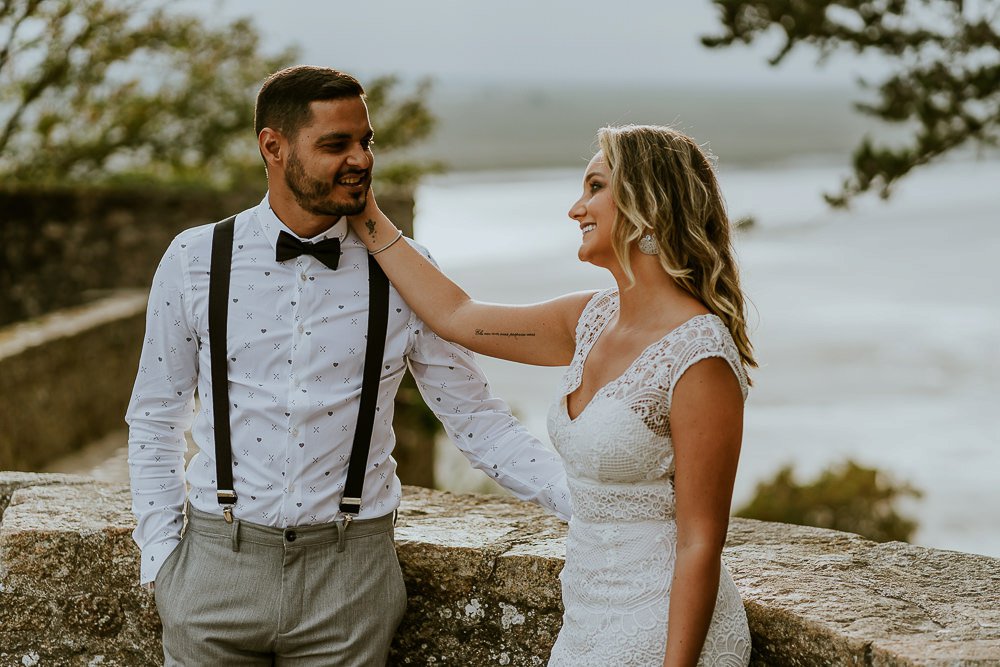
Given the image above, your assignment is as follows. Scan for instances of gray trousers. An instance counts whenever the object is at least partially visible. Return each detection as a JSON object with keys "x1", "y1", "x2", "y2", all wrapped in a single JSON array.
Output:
[{"x1": 154, "y1": 506, "x2": 406, "y2": 666}]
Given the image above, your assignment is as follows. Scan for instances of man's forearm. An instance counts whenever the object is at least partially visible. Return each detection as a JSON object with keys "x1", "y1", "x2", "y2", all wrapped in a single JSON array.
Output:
[
  {"x1": 127, "y1": 416, "x2": 189, "y2": 584},
  {"x1": 465, "y1": 423, "x2": 571, "y2": 520}
]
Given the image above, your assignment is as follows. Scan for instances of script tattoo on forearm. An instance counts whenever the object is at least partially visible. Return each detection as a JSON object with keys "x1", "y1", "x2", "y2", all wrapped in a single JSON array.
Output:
[
  {"x1": 365, "y1": 218, "x2": 376, "y2": 240},
  {"x1": 475, "y1": 329, "x2": 537, "y2": 339}
]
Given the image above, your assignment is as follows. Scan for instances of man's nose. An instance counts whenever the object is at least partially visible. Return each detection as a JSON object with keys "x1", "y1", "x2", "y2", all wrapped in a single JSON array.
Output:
[{"x1": 347, "y1": 146, "x2": 372, "y2": 169}]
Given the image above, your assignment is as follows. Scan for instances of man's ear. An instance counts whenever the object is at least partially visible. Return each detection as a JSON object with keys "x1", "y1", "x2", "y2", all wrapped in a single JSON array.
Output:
[{"x1": 259, "y1": 128, "x2": 285, "y2": 169}]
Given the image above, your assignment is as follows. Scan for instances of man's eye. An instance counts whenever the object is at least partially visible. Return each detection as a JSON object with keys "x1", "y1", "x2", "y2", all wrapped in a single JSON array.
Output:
[{"x1": 362, "y1": 138, "x2": 375, "y2": 150}]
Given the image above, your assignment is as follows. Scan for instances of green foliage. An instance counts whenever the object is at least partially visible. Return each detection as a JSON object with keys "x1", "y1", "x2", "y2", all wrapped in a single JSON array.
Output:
[
  {"x1": 0, "y1": 0, "x2": 288, "y2": 186},
  {"x1": 0, "y1": 0, "x2": 439, "y2": 188},
  {"x1": 735, "y1": 459, "x2": 922, "y2": 543},
  {"x1": 703, "y1": 0, "x2": 1000, "y2": 206}
]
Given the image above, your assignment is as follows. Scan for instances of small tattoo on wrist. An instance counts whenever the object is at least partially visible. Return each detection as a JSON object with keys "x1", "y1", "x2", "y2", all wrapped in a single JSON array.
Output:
[
  {"x1": 475, "y1": 329, "x2": 536, "y2": 339},
  {"x1": 365, "y1": 219, "x2": 376, "y2": 239}
]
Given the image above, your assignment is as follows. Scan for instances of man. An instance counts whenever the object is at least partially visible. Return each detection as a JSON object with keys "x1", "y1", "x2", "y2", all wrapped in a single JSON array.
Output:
[{"x1": 127, "y1": 65, "x2": 570, "y2": 666}]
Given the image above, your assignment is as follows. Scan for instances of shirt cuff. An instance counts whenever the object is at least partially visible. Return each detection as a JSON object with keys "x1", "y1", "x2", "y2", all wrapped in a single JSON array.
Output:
[{"x1": 139, "y1": 537, "x2": 181, "y2": 586}]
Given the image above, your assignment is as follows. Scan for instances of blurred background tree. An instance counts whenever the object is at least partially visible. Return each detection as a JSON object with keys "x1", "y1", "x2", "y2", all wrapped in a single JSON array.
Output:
[
  {"x1": 0, "y1": 0, "x2": 437, "y2": 188},
  {"x1": 736, "y1": 459, "x2": 923, "y2": 542},
  {"x1": 703, "y1": 0, "x2": 1000, "y2": 206}
]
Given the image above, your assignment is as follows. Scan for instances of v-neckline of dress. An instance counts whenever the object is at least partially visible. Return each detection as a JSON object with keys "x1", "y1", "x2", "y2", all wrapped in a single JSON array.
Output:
[{"x1": 563, "y1": 294, "x2": 715, "y2": 423}]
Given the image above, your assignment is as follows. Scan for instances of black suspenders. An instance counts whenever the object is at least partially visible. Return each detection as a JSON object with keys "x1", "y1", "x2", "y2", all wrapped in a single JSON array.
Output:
[
  {"x1": 208, "y1": 215, "x2": 390, "y2": 523},
  {"x1": 209, "y1": 216, "x2": 237, "y2": 516},
  {"x1": 340, "y1": 253, "x2": 390, "y2": 516}
]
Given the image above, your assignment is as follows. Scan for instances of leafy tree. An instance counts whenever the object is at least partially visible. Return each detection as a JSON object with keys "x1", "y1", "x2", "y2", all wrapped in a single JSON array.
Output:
[
  {"x1": 735, "y1": 459, "x2": 922, "y2": 542},
  {"x1": 0, "y1": 0, "x2": 437, "y2": 188},
  {"x1": 703, "y1": 0, "x2": 1000, "y2": 206}
]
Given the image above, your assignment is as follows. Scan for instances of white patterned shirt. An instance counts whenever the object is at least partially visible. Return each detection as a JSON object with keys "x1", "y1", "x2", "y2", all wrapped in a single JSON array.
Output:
[{"x1": 126, "y1": 195, "x2": 570, "y2": 584}]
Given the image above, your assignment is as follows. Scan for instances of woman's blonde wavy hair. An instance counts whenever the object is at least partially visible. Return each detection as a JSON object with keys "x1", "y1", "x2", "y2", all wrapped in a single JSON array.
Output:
[{"x1": 598, "y1": 124, "x2": 757, "y2": 375}]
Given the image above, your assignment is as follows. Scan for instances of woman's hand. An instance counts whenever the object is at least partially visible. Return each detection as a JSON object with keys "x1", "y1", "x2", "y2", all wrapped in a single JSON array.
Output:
[{"x1": 348, "y1": 187, "x2": 398, "y2": 252}]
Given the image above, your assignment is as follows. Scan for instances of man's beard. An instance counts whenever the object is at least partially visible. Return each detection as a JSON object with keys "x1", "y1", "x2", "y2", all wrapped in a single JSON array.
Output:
[{"x1": 284, "y1": 151, "x2": 367, "y2": 217}]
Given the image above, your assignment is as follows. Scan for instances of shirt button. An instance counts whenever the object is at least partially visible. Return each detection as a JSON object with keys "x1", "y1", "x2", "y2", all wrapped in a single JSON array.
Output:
[
  {"x1": 297, "y1": 325, "x2": 304, "y2": 333},
  {"x1": 285, "y1": 530, "x2": 297, "y2": 542},
  {"x1": 291, "y1": 428, "x2": 299, "y2": 437},
  {"x1": 300, "y1": 273, "x2": 307, "y2": 281}
]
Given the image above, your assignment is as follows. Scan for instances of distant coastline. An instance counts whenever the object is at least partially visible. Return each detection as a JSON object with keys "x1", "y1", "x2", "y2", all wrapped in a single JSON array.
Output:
[{"x1": 401, "y1": 81, "x2": 902, "y2": 172}]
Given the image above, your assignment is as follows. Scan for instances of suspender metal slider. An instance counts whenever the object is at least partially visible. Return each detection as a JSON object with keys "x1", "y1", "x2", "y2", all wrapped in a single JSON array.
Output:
[{"x1": 218, "y1": 489, "x2": 237, "y2": 524}]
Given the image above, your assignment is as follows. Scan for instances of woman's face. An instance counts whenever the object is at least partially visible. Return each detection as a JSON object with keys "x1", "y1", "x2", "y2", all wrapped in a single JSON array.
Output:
[{"x1": 568, "y1": 151, "x2": 618, "y2": 266}]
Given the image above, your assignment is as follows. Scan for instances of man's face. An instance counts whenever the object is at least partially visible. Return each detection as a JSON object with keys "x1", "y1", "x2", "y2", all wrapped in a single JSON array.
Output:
[{"x1": 283, "y1": 97, "x2": 374, "y2": 218}]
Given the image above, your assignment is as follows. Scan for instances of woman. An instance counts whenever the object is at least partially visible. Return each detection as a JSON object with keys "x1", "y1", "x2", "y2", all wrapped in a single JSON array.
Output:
[{"x1": 350, "y1": 124, "x2": 755, "y2": 666}]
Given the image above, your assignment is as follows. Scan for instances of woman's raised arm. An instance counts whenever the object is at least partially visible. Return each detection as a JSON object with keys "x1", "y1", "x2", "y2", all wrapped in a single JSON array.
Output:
[{"x1": 348, "y1": 192, "x2": 592, "y2": 367}]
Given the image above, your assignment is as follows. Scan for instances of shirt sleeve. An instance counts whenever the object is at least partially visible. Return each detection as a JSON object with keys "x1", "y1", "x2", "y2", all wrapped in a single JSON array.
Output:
[
  {"x1": 125, "y1": 236, "x2": 198, "y2": 584},
  {"x1": 407, "y1": 326, "x2": 572, "y2": 521}
]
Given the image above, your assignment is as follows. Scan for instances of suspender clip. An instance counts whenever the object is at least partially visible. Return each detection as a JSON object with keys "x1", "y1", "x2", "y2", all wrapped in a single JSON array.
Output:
[{"x1": 222, "y1": 505, "x2": 235, "y2": 524}]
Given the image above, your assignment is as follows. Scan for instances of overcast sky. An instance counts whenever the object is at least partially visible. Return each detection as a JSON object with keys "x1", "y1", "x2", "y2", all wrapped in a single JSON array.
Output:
[{"x1": 177, "y1": 0, "x2": 883, "y2": 88}]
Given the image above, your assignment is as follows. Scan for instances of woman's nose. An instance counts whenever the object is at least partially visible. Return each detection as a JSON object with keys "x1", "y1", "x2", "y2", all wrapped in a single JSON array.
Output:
[{"x1": 568, "y1": 197, "x2": 586, "y2": 221}]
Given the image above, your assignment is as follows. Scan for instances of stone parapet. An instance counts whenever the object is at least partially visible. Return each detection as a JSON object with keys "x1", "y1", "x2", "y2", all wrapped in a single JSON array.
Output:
[
  {"x1": 0, "y1": 293, "x2": 148, "y2": 471},
  {"x1": 1, "y1": 472, "x2": 998, "y2": 666}
]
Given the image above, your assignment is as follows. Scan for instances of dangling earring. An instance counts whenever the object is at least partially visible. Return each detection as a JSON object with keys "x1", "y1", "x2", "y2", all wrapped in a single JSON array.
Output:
[{"x1": 638, "y1": 233, "x2": 658, "y2": 255}]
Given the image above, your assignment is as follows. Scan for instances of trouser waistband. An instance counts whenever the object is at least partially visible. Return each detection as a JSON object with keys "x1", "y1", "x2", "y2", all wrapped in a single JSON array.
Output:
[{"x1": 186, "y1": 506, "x2": 393, "y2": 553}]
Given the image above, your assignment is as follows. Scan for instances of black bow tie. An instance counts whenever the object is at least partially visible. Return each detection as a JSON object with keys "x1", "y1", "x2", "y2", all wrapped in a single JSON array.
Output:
[{"x1": 275, "y1": 230, "x2": 341, "y2": 270}]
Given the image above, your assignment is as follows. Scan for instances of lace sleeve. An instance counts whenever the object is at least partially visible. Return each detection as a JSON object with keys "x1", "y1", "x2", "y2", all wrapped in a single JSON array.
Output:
[{"x1": 667, "y1": 320, "x2": 749, "y2": 402}]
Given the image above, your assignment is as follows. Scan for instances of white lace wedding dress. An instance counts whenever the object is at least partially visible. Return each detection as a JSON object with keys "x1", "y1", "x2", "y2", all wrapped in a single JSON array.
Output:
[{"x1": 546, "y1": 289, "x2": 752, "y2": 666}]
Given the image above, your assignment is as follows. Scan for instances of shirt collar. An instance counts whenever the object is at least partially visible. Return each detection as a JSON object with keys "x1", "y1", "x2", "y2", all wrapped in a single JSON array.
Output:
[{"x1": 254, "y1": 193, "x2": 348, "y2": 253}]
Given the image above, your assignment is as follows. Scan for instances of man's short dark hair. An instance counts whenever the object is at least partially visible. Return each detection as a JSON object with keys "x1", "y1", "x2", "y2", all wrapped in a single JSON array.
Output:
[{"x1": 254, "y1": 66, "x2": 365, "y2": 138}]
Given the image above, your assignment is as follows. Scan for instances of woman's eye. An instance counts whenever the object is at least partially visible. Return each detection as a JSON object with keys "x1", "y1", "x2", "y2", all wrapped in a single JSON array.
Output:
[{"x1": 589, "y1": 182, "x2": 602, "y2": 193}]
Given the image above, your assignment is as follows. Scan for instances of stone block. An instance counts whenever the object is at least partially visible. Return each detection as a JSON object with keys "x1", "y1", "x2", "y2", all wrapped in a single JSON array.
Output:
[
  {"x1": 0, "y1": 474, "x2": 161, "y2": 666},
  {"x1": 724, "y1": 518, "x2": 1000, "y2": 665}
]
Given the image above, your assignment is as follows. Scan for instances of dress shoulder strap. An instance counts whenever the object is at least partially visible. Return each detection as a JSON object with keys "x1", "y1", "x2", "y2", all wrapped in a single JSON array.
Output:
[
  {"x1": 558, "y1": 289, "x2": 618, "y2": 396},
  {"x1": 573, "y1": 288, "x2": 618, "y2": 350},
  {"x1": 665, "y1": 316, "x2": 749, "y2": 401}
]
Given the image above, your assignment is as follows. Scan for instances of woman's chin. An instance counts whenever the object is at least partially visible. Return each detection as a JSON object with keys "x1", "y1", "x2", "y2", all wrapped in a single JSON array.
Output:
[{"x1": 577, "y1": 242, "x2": 608, "y2": 266}]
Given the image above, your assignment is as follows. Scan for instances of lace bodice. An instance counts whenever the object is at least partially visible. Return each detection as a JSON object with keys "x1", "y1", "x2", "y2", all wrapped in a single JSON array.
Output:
[
  {"x1": 545, "y1": 288, "x2": 752, "y2": 666},
  {"x1": 548, "y1": 288, "x2": 748, "y2": 523}
]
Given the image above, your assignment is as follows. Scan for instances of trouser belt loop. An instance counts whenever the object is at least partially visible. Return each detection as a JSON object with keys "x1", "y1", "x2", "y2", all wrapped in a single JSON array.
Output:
[
  {"x1": 231, "y1": 518, "x2": 241, "y2": 553},
  {"x1": 335, "y1": 517, "x2": 351, "y2": 553}
]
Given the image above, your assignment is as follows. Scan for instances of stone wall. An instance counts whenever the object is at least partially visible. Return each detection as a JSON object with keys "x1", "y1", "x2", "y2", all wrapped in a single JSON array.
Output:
[
  {"x1": 1, "y1": 472, "x2": 998, "y2": 666},
  {"x1": 0, "y1": 186, "x2": 415, "y2": 327},
  {"x1": 0, "y1": 292, "x2": 148, "y2": 471}
]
